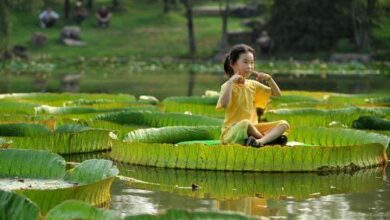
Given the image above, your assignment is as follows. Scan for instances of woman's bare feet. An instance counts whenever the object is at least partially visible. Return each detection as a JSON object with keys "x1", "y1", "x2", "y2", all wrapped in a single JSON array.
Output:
[{"x1": 244, "y1": 136, "x2": 264, "y2": 148}]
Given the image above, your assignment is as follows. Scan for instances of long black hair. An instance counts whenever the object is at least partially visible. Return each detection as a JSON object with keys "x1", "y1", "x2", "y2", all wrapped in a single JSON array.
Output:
[{"x1": 223, "y1": 44, "x2": 255, "y2": 77}]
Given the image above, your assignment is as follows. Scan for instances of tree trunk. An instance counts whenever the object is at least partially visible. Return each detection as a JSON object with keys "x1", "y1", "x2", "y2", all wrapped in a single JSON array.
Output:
[
  {"x1": 364, "y1": 0, "x2": 377, "y2": 51},
  {"x1": 171, "y1": 0, "x2": 179, "y2": 11},
  {"x1": 86, "y1": 0, "x2": 94, "y2": 10},
  {"x1": 0, "y1": 0, "x2": 10, "y2": 59},
  {"x1": 163, "y1": 0, "x2": 170, "y2": 13},
  {"x1": 219, "y1": 0, "x2": 230, "y2": 49},
  {"x1": 182, "y1": 0, "x2": 196, "y2": 56},
  {"x1": 187, "y1": 68, "x2": 196, "y2": 96},
  {"x1": 351, "y1": 1, "x2": 362, "y2": 50},
  {"x1": 351, "y1": 0, "x2": 377, "y2": 51},
  {"x1": 64, "y1": 0, "x2": 70, "y2": 19},
  {"x1": 112, "y1": 0, "x2": 120, "y2": 11}
]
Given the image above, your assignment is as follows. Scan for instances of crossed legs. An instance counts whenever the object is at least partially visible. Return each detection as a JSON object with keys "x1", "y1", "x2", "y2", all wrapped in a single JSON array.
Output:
[{"x1": 247, "y1": 122, "x2": 289, "y2": 146}]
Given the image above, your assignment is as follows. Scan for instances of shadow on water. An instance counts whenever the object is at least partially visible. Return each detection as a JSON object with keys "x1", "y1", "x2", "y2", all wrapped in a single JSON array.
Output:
[
  {"x1": 63, "y1": 151, "x2": 111, "y2": 162},
  {"x1": 109, "y1": 162, "x2": 389, "y2": 218}
]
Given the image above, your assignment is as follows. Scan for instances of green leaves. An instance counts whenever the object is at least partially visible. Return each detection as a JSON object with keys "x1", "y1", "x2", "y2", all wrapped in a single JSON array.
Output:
[
  {"x1": 96, "y1": 111, "x2": 223, "y2": 127},
  {"x1": 112, "y1": 126, "x2": 389, "y2": 171},
  {"x1": 124, "y1": 126, "x2": 221, "y2": 143},
  {"x1": 0, "y1": 149, "x2": 118, "y2": 214},
  {"x1": 0, "y1": 190, "x2": 40, "y2": 220},
  {"x1": 0, "y1": 193, "x2": 119, "y2": 220},
  {"x1": 64, "y1": 159, "x2": 118, "y2": 185},
  {"x1": 0, "y1": 123, "x2": 50, "y2": 137},
  {"x1": 0, "y1": 149, "x2": 65, "y2": 179},
  {"x1": 55, "y1": 124, "x2": 93, "y2": 133},
  {"x1": 46, "y1": 200, "x2": 119, "y2": 220},
  {"x1": 11, "y1": 128, "x2": 113, "y2": 154},
  {"x1": 265, "y1": 107, "x2": 387, "y2": 127},
  {"x1": 352, "y1": 116, "x2": 390, "y2": 130}
]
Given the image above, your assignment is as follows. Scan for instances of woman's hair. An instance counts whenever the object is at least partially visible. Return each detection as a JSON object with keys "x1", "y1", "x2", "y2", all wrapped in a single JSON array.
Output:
[{"x1": 223, "y1": 44, "x2": 255, "y2": 77}]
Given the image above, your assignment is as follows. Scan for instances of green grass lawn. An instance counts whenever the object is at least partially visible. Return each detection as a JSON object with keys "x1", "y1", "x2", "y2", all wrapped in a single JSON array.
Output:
[
  {"x1": 10, "y1": 0, "x2": 248, "y2": 59},
  {"x1": 8, "y1": 0, "x2": 390, "y2": 60},
  {"x1": 4, "y1": 1, "x2": 389, "y2": 97}
]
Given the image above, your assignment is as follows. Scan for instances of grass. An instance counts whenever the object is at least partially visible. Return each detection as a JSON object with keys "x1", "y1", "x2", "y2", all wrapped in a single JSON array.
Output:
[
  {"x1": 9, "y1": 1, "x2": 247, "y2": 59},
  {"x1": 7, "y1": 0, "x2": 390, "y2": 60},
  {"x1": 3, "y1": 1, "x2": 389, "y2": 97}
]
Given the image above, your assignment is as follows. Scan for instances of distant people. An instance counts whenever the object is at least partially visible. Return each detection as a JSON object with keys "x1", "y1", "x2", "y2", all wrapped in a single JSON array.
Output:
[
  {"x1": 256, "y1": 31, "x2": 273, "y2": 55},
  {"x1": 60, "y1": 26, "x2": 86, "y2": 46},
  {"x1": 74, "y1": 1, "x2": 88, "y2": 25},
  {"x1": 95, "y1": 6, "x2": 112, "y2": 28},
  {"x1": 39, "y1": 7, "x2": 60, "y2": 28}
]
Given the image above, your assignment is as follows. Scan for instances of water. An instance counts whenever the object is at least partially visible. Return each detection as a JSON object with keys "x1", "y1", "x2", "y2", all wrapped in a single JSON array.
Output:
[
  {"x1": 65, "y1": 153, "x2": 390, "y2": 219},
  {"x1": 108, "y1": 164, "x2": 390, "y2": 219},
  {"x1": 2, "y1": 72, "x2": 389, "y2": 100}
]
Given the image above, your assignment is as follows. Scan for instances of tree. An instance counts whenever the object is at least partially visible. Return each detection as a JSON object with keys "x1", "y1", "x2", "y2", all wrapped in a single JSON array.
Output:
[
  {"x1": 64, "y1": 0, "x2": 71, "y2": 19},
  {"x1": 351, "y1": 0, "x2": 378, "y2": 51},
  {"x1": 181, "y1": 0, "x2": 196, "y2": 56},
  {"x1": 86, "y1": 0, "x2": 94, "y2": 10},
  {"x1": 163, "y1": 0, "x2": 179, "y2": 13},
  {"x1": 112, "y1": 0, "x2": 120, "y2": 10},
  {"x1": 0, "y1": 0, "x2": 11, "y2": 59},
  {"x1": 219, "y1": 0, "x2": 230, "y2": 49},
  {"x1": 267, "y1": 0, "x2": 354, "y2": 52},
  {"x1": 163, "y1": 0, "x2": 170, "y2": 13},
  {"x1": 267, "y1": 0, "x2": 380, "y2": 52},
  {"x1": 0, "y1": 0, "x2": 40, "y2": 59}
]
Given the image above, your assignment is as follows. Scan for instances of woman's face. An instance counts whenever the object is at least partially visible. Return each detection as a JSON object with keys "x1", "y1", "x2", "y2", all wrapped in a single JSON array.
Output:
[{"x1": 231, "y1": 52, "x2": 254, "y2": 77}]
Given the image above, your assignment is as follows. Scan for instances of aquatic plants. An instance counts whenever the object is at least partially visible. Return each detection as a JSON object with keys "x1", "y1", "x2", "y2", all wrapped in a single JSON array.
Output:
[
  {"x1": 111, "y1": 126, "x2": 388, "y2": 172},
  {"x1": 0, "y1": 91, "x2": 389, "y2": 218},
  {"x1": 0, "y1": 149, "x2": 118, "y2": 214}
]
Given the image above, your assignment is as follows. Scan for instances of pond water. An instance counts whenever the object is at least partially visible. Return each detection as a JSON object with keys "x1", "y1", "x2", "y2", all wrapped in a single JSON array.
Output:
[
  {"x1": 66, "y1": 153, "x2": 390, "y2": 219},
  {"x1": 1, "y1": 72, "x2": 389, "y2": 99}
]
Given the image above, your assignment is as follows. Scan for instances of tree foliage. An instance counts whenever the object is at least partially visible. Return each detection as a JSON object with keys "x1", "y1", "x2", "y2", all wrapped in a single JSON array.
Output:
[
  {"x1": 0, "y1": 0, "x2": 40, "y2": 59},
  {"x1": 267, "y1": 0, "x2": 380, "y2": 52}
]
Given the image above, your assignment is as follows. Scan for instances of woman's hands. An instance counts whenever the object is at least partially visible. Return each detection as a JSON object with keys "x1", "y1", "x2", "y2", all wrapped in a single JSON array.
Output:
[
  {"x1": 252, "y1": 71, "x2": 281, "y2": 96},
  {"x1": 229, "y1": 74, "x2": 245, "y2": 84},
  {"x1": 228, "y1": 72, "x2": 272, "y2": 85},
  {"x1": 252, "y1": 71, "x2": 271, "y2": 82}
]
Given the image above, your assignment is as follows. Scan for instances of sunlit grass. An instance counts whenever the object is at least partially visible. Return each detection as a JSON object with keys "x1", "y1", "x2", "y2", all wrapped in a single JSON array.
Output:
[{"x1": 9, "y1": 1, "x2": 245, "y2": 59}]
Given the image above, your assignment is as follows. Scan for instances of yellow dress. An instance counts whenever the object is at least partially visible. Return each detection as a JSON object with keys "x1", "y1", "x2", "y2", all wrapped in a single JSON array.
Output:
[{"x1": 216, "y1": 79, "x2": 289, "y2": 144}]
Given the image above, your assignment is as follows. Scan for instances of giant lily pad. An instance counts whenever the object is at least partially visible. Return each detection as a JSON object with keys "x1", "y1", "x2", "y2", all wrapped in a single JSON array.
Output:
[
  {"x1": 0, "y1": 149, "x2": 118, "y2": 214},
  {"x1": 95, "y1": 111, "x2": 223, "y2": 127},
  {"x1": 3, "y1": 123, "x2": 114, "y2": 154},
  {"x1": 265, "y1": 107, "x2": 389, "y2": 127},
  {"x1": 111, "y1": 126, "x2": 389, "y2": 172},
  {"x1": 0, "y1": 190, "x2": 40, "y2": 220}
]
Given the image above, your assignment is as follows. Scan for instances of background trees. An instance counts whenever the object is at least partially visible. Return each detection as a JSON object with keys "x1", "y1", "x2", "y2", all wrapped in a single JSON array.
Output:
[
  {"x1": 0, "y1": 0, "x2": 11, "y2": 59},
  {"x1": 266, "y1": 0, "x2": 386, "y2": 52}
]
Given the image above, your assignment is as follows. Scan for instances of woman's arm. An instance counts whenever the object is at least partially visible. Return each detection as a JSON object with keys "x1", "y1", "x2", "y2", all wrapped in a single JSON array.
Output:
[
  {"x1": 265, "y1": 76, "x2": 281, "y2": 97},
  {"x1": 253, "y1": 71, "x2": 281, "y2": 97},
  {"x1": 219, "y1": 74, "x2": 244, "y2": 108}
]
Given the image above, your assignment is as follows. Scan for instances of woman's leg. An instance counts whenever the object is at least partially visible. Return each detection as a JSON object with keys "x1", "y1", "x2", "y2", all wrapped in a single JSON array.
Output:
[
  {"x1": 257, "y1": 124, "x2": 289, "y2": 145},
  {"x1": 247, "y1": 123, "x2": 263, "y2": 139}
]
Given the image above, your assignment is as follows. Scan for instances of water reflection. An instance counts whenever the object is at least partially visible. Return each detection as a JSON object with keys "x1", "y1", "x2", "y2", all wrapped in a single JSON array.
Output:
[
  {"x1": 60, "y1": 153, "x2": 388, "y2": 218},
  {"x1": 111, "y1": 163, "x2": 387, "y2": 218},
  {"x1": 116, "y1": 163, "x2": 385, "y2": 200},
  {"x1": 110, "y1": 179, "x2": 218, "y2": 217}
]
